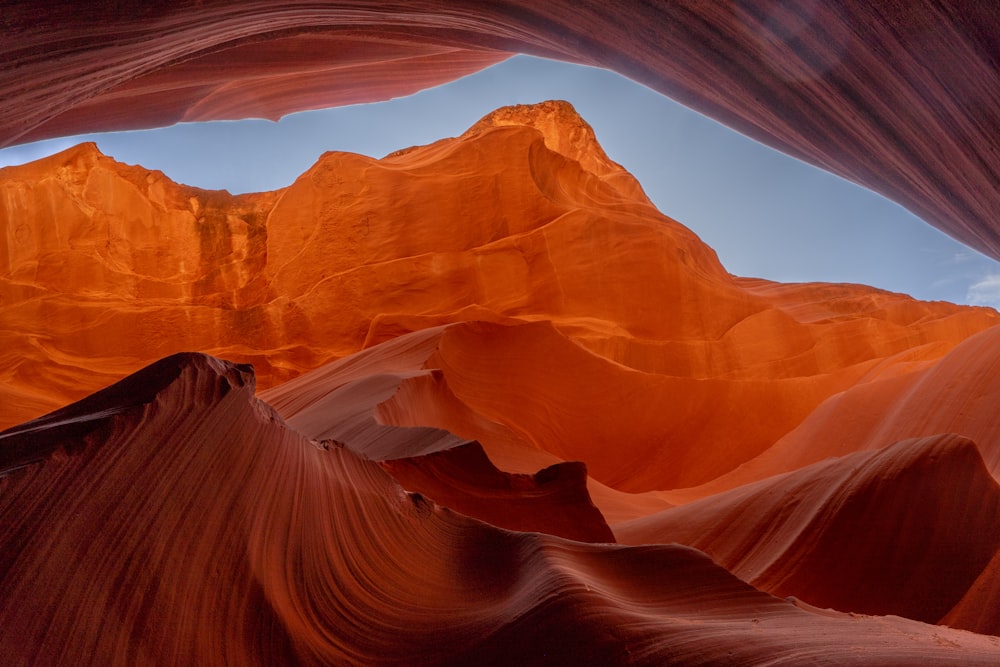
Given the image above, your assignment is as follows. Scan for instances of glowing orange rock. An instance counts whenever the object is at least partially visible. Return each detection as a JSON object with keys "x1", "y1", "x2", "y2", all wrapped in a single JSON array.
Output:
[
  {"x1": 3, "y1": 104, "x2": 996, "y2": 498},
  {"x1": 4, "y1": 3, "x2": 1000, "y2": 262},
  {"x1": 4, "y1": 100, "x2": 1000, "y2": 662},
  {"x1": 6, "y1": 3, "x2": 1000, "y2": 662}
]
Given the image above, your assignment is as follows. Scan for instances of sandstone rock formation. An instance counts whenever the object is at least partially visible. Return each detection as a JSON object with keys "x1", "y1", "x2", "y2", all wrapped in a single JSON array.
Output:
[
  {"x1": 4, "y1": 354, "x2": 1000, "y2": 665},
  {"x1": 3, "y1": 102, "x2": 1000, "y2": 663},
  {"x1": 3, "y1": 2, "x2": 1000, "y2": 261},
  {"x1": 617, "y1": 434, "x2": 1000, "y2": 625}
]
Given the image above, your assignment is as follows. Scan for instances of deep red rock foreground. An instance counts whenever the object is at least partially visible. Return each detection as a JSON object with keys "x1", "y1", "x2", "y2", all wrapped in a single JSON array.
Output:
[{"x1": 3, "y1": 103, "x2": 1000, "y2": 663}]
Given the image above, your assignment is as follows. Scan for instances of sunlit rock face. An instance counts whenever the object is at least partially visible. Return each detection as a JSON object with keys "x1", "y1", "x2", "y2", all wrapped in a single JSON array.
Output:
[
  {"x1": 4, "y1": 2, "x2": 1000, "y2": 260},
  {"x1": 3, "y1": 102, "x2": 997, "y2": 487},
  {"x1": 2, "y1": 102, "x2": 1000, "y2": 664}
]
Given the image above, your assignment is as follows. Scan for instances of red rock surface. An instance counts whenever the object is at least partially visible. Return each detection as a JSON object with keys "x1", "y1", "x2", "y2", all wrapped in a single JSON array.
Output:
[
  {"x1": 4, "y1": 355, "x2": 1000, "y2": 665},
  {"x1": 4, "y1": 2, "x2": 1000, "y2": 260},
  {"x1": 3, "y1": 102, "x2": 1000, "y2": 662},
  {"x1": 380, "y1": 442, "x2": 616, "y2": 544},
  {"x1": 617, "y1": 434, "x2": 1000, "y2": 628}
]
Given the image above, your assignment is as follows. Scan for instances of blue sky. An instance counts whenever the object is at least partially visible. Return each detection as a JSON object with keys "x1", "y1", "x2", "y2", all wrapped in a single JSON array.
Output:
[{"x1": 3, "y1": 55, "x2": 998, "y2": 308}]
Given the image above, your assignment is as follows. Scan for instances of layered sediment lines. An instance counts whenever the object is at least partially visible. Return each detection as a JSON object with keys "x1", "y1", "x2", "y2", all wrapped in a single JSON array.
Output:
[
  {"x1": 4, "y1": 101, "x2": 1000, "y2": 661},
  {"x1": 3, "y1": 103, "x2": 996, "y2": 497},
  {"x1": 380, "y1": 442, "x2": 615, "y2": 544},
  {"x1": 617, "y1": 434, "x2": 1000, "y2": 631},
  {"x1": 674, "y1": 321, "x2": 1000, "y2": 500},
  {"x1": 3, "y1": 356, "x2": 1000, "y2": 665},
  {"x1": 4, "y1": 3, "x2": 1000, "y2": 261},
  {"x1": 258, "y1": 298, "x2": 1000, "y2": 637}
]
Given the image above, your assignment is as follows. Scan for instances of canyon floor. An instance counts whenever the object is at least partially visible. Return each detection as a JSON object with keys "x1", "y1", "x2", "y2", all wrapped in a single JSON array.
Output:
[{"x1": 2, "y1": 101, "x2": 999, "y2": 665}]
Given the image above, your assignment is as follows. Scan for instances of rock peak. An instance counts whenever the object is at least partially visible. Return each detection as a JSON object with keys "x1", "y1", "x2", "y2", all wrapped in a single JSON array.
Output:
[
  {"x1": 0, "y1": 141, "x2": 104, "y2": 176},
  {"x1": 0, "y1": 353, "x2": 256, "y2": 475},
  {"x1": 463, "y1": 100, "x2": 624, "y2": 180},
  {"x1": 470, "y1": 100, "x2": 587, "y2": 130}
]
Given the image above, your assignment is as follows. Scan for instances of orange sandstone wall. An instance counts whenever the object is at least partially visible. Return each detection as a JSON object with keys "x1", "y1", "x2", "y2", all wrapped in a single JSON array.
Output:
[
  {"x1": 3, "y1": 2, "x2": 1000, "y2": 261},
  {"x1": 3, "y1": 96, "x2": 1000, "y2": 660},
  {"x1": 3, "y1": 103, "x2": 996, "y2": 492}
]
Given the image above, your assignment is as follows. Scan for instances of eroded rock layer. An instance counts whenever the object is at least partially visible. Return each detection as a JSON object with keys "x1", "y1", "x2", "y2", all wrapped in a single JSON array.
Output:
[
  {"x1": 3, "y1": 102, "x2": 1000, "y2": 662},
  {"x1": 3, "y1": 104, "x2": 996, "y2": 490},
  {"x1": 4, "y1": 2, "x2": 1000, "y2": 260},
  {"x1": 616, "y1": 434, "x2": 1000, "y2": 627},
  {"x1": 3, "y1": 355, "x2": 1000, "y2": 665}
]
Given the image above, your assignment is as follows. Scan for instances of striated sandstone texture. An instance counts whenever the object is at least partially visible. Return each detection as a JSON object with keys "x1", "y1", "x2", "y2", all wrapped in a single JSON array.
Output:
[
  {"x1": 3, "y1": 102, "x2": 1000, "y2": 663},
  {"x1": 3, "y1": 354, "x2": 1000, "y2": 665},
  {"x1": 3, "y1": 2, "x2": 1000, "y2": 261},
  {"x1": 3, "y1": 102, "x2": 997, "y2": 487}
]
